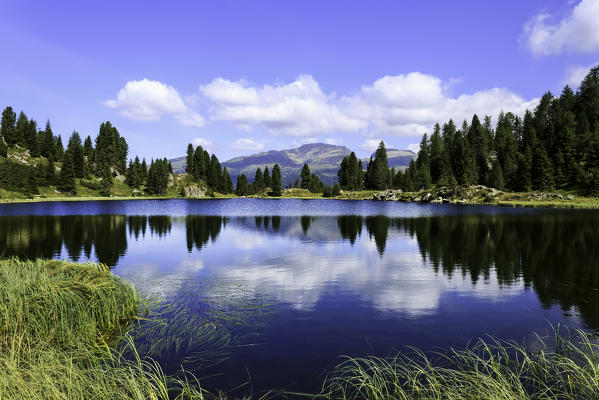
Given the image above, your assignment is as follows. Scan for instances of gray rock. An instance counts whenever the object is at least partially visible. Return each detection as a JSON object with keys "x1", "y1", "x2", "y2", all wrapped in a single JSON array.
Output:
[{"x1": 183, "y1": 186, "x2": 207, "y2": 198}]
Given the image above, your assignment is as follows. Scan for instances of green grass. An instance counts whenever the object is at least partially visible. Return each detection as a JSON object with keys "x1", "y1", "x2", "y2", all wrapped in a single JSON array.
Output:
[
  {"x1": 318, "y1": 328, "x2": 599, "y2": 400},
  {"x1": 2, "y1": 259, "x2": 599, "y2": 399},
  {"x1": 0, "y1": 259, "x2": 208, "y2": 400}
]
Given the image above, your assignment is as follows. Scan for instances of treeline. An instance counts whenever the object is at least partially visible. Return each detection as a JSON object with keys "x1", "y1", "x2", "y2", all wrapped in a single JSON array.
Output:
[
  {"x1": 0, "y1": 106, "x2": 166, "y2": 196},
  {"x1": 341, "y1": 66, "x2": 599, "y2": 195},
  {"x1": 234, "y1": 164, "x2": 282, "y2": 196},
  {"x1": 185, "y1": 143, "x2": 233, "y2": 194}
]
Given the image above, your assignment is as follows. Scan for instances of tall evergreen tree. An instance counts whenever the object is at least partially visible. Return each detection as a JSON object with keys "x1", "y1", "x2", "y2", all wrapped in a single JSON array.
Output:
[
  {"x1": 271, "y1": 164, "x2": 282, "y2": 196},
  {"x1": 45, "y1": 159, "x2": 56, "y2": 186},
  {"x1": 263, "y1": 166, "x2": 272, "y2": 188},
  {"x1": 236, "y1": 174, "x2": 248, "y2": 196},
  {"x1": 141, "y1": 158, "x2": 148, "y2": 185},
  {"x1": 55, "y1": 135, "x2": 64, "y2": 161},
  {"x1": 0, "y1": 106, "x2": 17, "y2": 147},
  {"x1": 67, "y1": 132, "x2": 85, "y2": 178},
  {"x1": 15, "y1": 111, "x2": 28, "y2": 147},
  {"x1": 365, "y1": 141, "x2": 390, "y2": 189},
  {"x1": 57, "y1": 151, "x2": 76, "y2": 193},
  {"x1": 254, "y1": 168, "x2": 264, "y2": 192},
  {"x1": 186, "y1": 143, "x2": 195, "y2": 174},
  {"x1": 40, "y1": 121, "x2": 56, "y2": 160},
  {"x1": 300, "y1": 163, "x2": 311, "y2": 189},
  {"x1": 25, "y1": 119, "x2": 40, "y2": 157}
]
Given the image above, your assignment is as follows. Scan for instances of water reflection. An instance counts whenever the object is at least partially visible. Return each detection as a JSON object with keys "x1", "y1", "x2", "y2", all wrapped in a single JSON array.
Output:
[{"x1": 1, "y1": 212, "x2": 599, "y2": 328}]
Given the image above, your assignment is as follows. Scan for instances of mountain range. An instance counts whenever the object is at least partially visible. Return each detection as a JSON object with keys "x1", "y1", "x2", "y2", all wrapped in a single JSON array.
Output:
[{"x1": 170, "y1": 143, "x2": 416, "y2": 185}]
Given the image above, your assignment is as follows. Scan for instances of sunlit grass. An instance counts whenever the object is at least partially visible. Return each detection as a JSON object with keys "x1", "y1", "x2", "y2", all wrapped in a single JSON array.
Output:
[
  {"x1": 318, "y1": 327, "x2": 599, "y2": 400},
  {"x1": 0, "y1": 259, "x2": 208, "y2": 399}
]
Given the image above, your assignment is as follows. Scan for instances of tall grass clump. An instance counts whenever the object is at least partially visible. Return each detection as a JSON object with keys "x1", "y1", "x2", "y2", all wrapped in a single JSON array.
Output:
[
  {"x1": 319, "y1": 328, "x2": 599, "y2": 400},
  {"x1": 0, "y1": 258, "x2": 207, "y2": 400}
]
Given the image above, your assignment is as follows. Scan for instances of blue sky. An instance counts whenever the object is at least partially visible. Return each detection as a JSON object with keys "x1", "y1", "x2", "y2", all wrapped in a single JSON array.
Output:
[{"x1": 1, "y1": 0, "x2": 599, "y2": 161}]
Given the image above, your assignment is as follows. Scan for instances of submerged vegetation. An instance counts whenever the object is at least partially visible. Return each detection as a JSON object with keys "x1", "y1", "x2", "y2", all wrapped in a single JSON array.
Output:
[{"x1": 319, "y1": 329, "x2": 599, "y2": 400}]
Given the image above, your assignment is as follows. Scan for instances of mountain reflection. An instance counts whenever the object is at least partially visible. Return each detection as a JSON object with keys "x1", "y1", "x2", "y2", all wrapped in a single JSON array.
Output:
[{"x1": 1, "y1": 212, "x2": 599, "y2": 327}]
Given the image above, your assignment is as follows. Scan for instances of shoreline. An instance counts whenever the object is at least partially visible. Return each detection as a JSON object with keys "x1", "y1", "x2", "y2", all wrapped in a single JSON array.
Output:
[{"x1": 2, "y1": 193, "x2": 599, "y2": 209}]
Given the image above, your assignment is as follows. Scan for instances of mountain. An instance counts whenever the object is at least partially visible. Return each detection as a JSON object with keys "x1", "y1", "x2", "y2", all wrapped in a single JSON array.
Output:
[{"x1": 170, "y1": 143, "x2": 416, "y2": 185}]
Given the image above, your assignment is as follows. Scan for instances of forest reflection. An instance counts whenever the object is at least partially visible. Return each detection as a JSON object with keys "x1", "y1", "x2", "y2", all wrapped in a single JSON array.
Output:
[{"x1": 1, "y1": 212, "x2": 598, "y2": 327}]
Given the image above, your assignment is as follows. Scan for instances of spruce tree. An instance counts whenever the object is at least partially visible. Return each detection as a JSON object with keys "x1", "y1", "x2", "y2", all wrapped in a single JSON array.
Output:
[
  {"x1": 300, "y1": 163, "x2": 311, "y2": 189},
  {"x1": 224, "y1": 168, "x2": 234, "y2": 194},
  {"x1": 25, "y1": 119, "x2": 40, "y2": 157},
  {"x1": 236, "y1": 174, "x2": 248, "y2": 196},
  {"x1": 141, "y1": 158, "x2": 148, "y2": 185},
  {"x1": 186, "y1": 143, "x2": 195, "y2": 174},
  {"x1": 55, "y1": 135, "x2": 64, "y2": 161},
  {"x1": 40, "y1": 121, "x2": 56, "y2": 160},
  {"x1": 271, "y1": 164, "x2": 282, "y2": 196},
  {"x1": 488, "y1": 159, "x2": 504, "y2": 190},
  {"x1": 15, "y1": 111, "x2": 28, "y2": 147},
  {"x1": 254, "y1": 168, "x2": 264, "y2": 192},
  {"x1": 67, "y1": 132, "x2": 85, "y2": 178},
  {"x1": 46, "y1": 159, "x2": 56, "y2": 186},
  {"x1": 57, "y1": 151, "x2": 76, "y2": 194},
  {"x1": 263, "y1": 166, "x2": 272, "y2": 188},
  {"x1": 0, "y1": 106, "x2": 17, "y2": 147},
  {"x1": 531, "y1": 143, "x2": 554, "y2": 191}
]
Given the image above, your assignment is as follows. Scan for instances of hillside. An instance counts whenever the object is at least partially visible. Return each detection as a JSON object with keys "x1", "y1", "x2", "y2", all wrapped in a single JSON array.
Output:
[{"x1": 171, "y1": 143, "x2": 416, "y2": 185}]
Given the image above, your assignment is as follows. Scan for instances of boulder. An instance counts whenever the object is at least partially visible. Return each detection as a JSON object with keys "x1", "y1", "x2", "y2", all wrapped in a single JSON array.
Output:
[{"x1": 183, "y1": 185, "x2": 207, "y2": 198}]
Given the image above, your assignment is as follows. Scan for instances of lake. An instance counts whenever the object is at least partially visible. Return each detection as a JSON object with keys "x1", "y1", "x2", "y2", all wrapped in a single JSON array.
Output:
[{"x1": 1, "y1": 199, "x2": 598, "y2": 396}]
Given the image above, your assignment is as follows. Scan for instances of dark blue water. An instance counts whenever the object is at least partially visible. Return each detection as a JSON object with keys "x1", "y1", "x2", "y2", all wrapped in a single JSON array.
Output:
[{"x1": 1, "y1": 199, "x2": 597, "y2": 396}]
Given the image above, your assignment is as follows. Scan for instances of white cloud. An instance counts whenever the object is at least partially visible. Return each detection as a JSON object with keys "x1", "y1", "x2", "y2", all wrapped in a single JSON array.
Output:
[
  {"x1": 192, "y1": 137, "x2": 213, "y2": 151},
  {"x1": 522, "y1": 0, "x2": 599, "y2": 56},
  {"x1": 324, "y1": 138, "x2": 342, "y2": 145},
  {"x1": 231, "y1": 138, "x2": 264, "y2": 152},
  {"x1": 104, "y1": 79, "x2": 205, "y2": 127},
  {"x1": 407, "y1": 143, "x2": 421, "y2": 153},
  {"x1": 563, "y1": 62, "x2": 598, "y2": 87},
  {"x1": 109, "y1": 72, "x2": 538, "y2": 140},
  {"x1": 199, "y1": 74, "x2": 365, "y2": 136},
  {"x1": 341, "y1": 73, "x2": 537, "y2": 137},
  {"x1": 361, "y1": 139, "x2": 384, "y2": 153}
]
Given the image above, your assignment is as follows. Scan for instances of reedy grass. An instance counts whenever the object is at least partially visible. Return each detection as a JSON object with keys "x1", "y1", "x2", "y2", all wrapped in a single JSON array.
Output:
[
  {"x1": 318, "y1": 328, "x2": 599, "y2": 400},
  {"x1": 0, "y1": 259, "x2": 208, "y2": 399}
]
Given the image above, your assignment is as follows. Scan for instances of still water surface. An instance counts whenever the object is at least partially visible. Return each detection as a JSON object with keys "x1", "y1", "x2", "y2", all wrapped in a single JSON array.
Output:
[{"x1": 1, "y1": 199, "x2": 598, "y2": 395}]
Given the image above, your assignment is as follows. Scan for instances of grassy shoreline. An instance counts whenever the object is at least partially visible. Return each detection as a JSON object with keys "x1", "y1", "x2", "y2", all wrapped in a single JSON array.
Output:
[{"x1": 2, "y1": 191, "x2": 599, "y2": 209}]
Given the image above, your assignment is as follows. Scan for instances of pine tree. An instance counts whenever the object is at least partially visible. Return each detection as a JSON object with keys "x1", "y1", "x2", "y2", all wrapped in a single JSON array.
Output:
[
  {"x1": 141, "y1": 158, "x2": 148, "y2": 185},
  {"x1": 192, "y1": 146, "x2": 205, "y2": 180},
  {"x1": 15, "y1": 111, "x2": 28, "y2": 147},
  {"x1": 254, "y1": 168, "x2": 264, "y2": 192},
  {"x1": 67, "y1": 132, "x2": 85, "y2": 178},
  {"x1": 271, "y1": 164, "x2": 282, "y2": 196},
  {"x1": 57, "y1": 151, "x2": 76, "y2": 194},
  {"x1": 263, "y1": 166, "x2": 272, "y2": 188},
  {"x1": 186, "y1": 143, "x2": 195, "y2": 174},
  {"x1": 146, "y1": 159, "x2": 170, "y2": 195},
  {"x1": 300, "y1": 163, "x2": 311, "y2": 189},
  {"x1": 224, "y1": 168, "x2": 234, "y2": 194},
  {"x1": 236, "y1": 174, "x2": 248, "y2": 196},
  {"x1": 531, "y1": 143, "x2": 554, "y2": 191},
  {"x1": 45, "y1": 159, "x2": 56, "y2": 186},
  {"x1": 40, "y1": 121, "x2": 56, "y2": 160},
  {"x1": 365, "y1": 141, "x2": 390, "y2": 189},
  {"x1": 55, "y1": 135, "x2": 64, "y2": 161},
  {"x1": 0, "y1": 106, "x2": 17, "y2": 147},
  {"x1": 25, "y1": 119, "x2": 40, "y2": 157},
  {"x1": 488, "y1": 159, "x2": 504, "y2": 190}
]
